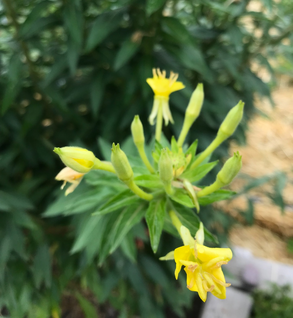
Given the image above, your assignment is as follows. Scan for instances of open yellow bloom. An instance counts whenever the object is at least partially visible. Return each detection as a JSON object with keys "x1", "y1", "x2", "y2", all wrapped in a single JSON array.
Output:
[
  {"x1": 55, "y1": 167, "x2": 84, "y2": 196},
  {"x1": 161, "y1": 223, "x2": 232, "y2": 302},
  {"x1": 147, "y1": 68, "x2": 185, "y2": 126}
]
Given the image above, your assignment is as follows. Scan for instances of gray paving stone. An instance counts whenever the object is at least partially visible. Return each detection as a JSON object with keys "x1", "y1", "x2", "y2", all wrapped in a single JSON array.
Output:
[{"x1": 200, "y1": 287, "x2": 253, "y2": 318}]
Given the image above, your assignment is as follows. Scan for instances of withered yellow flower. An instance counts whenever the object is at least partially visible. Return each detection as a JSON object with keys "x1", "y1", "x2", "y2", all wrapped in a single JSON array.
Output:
[
  {"x1": 147, "y1": 68, "x2": 185, "y2": 126},
  {"x1": 55, "y1": 167, "x2": 84, "y2": 196}
]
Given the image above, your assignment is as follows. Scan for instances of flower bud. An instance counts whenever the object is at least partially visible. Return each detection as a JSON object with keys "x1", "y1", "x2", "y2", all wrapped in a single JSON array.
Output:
[
  {"x1": 159, "y1": 149, "x2": 173, "y2": 184},
  {"x1": 54, "y1": 146, "x2": 96, "y2": 173},
  {"x1": 216, "y1": 151, "x2": 242, "y2": 186},
  {"x1": 218, "y1": 101, "x2": 244, "y2": 139},
  {"x1": 111, "y1": 143, "x2": 133, "y2": 182},
  {"x1": 186, "y1": 83, "x2": 204, "y2": 120},
  {"x1": 131, "y1": 115, "x2": 145, "y2": 146},
  {"x1": 195, "y1": 222, "x2": 204, "y2": 245}
]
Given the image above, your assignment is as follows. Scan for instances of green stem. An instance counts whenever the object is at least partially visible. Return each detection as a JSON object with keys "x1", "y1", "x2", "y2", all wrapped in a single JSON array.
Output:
[
  {"x1": 163, "y1": 182, "x2": 174, "y2": 196},
  {"x1": 155, "y1": 102, "x2": 163, "y2": 142},
  {"x1": 177, "y1": 116, "x2": 193, "y2": 147},
  {"x1": 137, "y1": 145, "x2": 155, "y2": 173},
  {"x1": 94, "y1": 161, "x2": 116, "y2": 174},
  {"x1": 126, "y1": 179, "x2": 153, "y2": 201},
  {"x1": 196, "y1": 180, "x2": 223, "y2": 198},
  {"x1": 169, "y1": 210, "x2": 182, "y2": 235},
  {"x1": 190, "y1": 134, "x2": 225, "y2": 170}
]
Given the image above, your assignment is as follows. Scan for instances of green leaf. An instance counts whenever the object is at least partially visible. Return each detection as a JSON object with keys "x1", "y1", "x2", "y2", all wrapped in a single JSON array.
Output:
[
  {"x1": 91, "y1": 73, "x2": 105, "y2": 118},
  {"x1": 32, "y1": 244, "x2": 52, "y2": 288},
  {"x1": 97, "y1": 137, "x2": 112, "y2": 161},
  {"x1": 134, "y1": 174, "x2": 162, "y2": 189},
  {"x1": 145, "y1": 199, "x2": 166, "y2": 253},
  {"x1": 76, "y1": 292, "x2": 98, "y2": 318},
  {"x1": 169, "y1": 45, "x2": 213, "y2": 82},
  {"x1": 162, "y1": 17, "x2": 191, "y2": 43},
  {"x1": 110, "y1": 203, "x2": 146, "y2": 253},
  {"x1": 67, "y1": 40, "x2": 80, "y2": 76},
  {"x1": 198, "y1": 190, "x2": 236, "y2": 205},
  {"x1": 185, "y1": 140, "x2": 198, "y2": 160},
  {"x1": 146, "y1": 0, "x2": 166, "y2": 16},
  {"x1": 113, "y1": 39, "x2": 139, "y2": 71},
  {"x1": 120, "y1": 232, "x2": 137, "y2": 263},
  {"x1": 170, "y1": 189, "x2": 195, "y2": 208},
  {"x1": 182, "y1": 161, "x2": 218, "y2": 183},
  {"x1": 171, "y1": 136, "x2": 179, "y2": 153},
  {"x1": 63, "y1": 5, "x2": 84, "y2": 47},
  {"x1": 92, "y1": 189, "x2": 140, "y2": 215},
  {"x1": 42, "y1": 56, "x2": 67, "y2": 87},
  {"x1": 85, "y1": 11, "x2": 123, "y2": 52}
]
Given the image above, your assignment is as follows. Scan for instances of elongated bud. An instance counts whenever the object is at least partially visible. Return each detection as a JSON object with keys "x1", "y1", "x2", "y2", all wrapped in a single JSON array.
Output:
[
  {"x1": 111, "y1": 143, "x2": 133, "y2": 182},
  {"x1": 217, "y1": 151, "x2": 242, "y2": 186},
  {"x1": 195, "y1": 222, "x2": 204, "y2": 245},
  {"x1": 131, "y1": 115, "x2": 145, "y2": 146},
  {"x1": 218, "y1": 101, "x2": 244, "y2": 139},
  {"x1": 177, "y1": 83, "x2": 204, "y2": 147},
  {"x1": 54, "y1": 146, "x2": 96, "y2": 173},
  {"x1": 159, "y1": 149, "x2": 173, "y2": 183},
  {"x1": 186, "y1": 83, "x2": 204, "y2": 120}
]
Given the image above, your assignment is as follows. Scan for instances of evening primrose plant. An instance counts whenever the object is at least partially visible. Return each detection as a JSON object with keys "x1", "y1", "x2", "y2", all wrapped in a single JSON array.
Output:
[{"x1": 53, "y1": 69, "x2": 244, "y2": 302}]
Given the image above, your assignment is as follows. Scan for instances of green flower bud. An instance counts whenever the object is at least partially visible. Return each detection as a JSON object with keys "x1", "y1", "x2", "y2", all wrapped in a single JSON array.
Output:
[
  {"x1": 178, "y1": 83, "x2": 204, "y2": 147},
  {"x1": 131, "y1": 115, "x2": 145, "y2": 146},
  {"x1": 217, "y1": 151, "x2": 242, "y2": 186},
  {"x1": 54, "y1": 146, "x2": 96, "y2": 173},
  {"x1": 159, "y1": 149, "x2": 173, "y2": 184},
  {"x1": 111, "y1": 143, "x2": 133, "y2": 182},
  {"x1": 218, "y1": 101, "x2": 244, "y2": 139},
  {"x1": 186, "y1": 83, "x2": 204, "y2": 120}
]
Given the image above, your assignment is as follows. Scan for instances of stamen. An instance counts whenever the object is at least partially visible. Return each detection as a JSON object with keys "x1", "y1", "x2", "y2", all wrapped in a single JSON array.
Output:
[
  {"x1": 187, "y1": 276, "x2": 195, "y2": 289},
  {"x1": 61, "y1": 181, "x2": 67, "y2": 189},
  {"x1": 210, "y1": 261, "x2": 228, "y2": 270},
  {"x1": 203, "y1": 280, "x2": 214, "y2": 292},
  {"x1": 193, "y1": 241, "x2": 198, "y2": 259},
  {"x1": 180, "y1": 260, "x2": 197, "y2": 271},
  {"x1": 157, "y1": 68, "x2": 164, "y2": 78},
  {"x1": 203, "y1": 273, "x2": 222, "y2": 295},
  {"x1": 203, "y1": 256, "x2": 226, "y2": 269},
  {"x1": 168, "y1": 71, "x2": 179, "y2": 86},
  {"x1": 205, "y1": 272, "x2": 231, "y2": 287},
  {"x1": 152, "y1": 68, "x2": 157, "y2": 78}
]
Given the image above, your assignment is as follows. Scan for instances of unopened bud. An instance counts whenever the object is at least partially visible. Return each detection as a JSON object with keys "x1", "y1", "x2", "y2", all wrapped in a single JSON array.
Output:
[
  {"x1": 218, "y1": 101, "x2": 244, "y2": 139},
  {"x1": 131, "y1": 115, "x2": 145, "y2": 146},
  {"x1": 111, "y1": 143, "x2": 133, "y2": 182},
  {"x1": 195, "y1": 222, "x2": 204, "y2": 245},
  {"x1": 54, "y1": 146, "x2": 96, "y2": 173},
  {"x1": 159, "y1": 149, "x2": 173, "y2": 184},
  {"x1": 217, "y1": 151, "x2": 242, "y2": 186},
  {"x1": 186, "y1": 83, "x2": 204, "y2": 120}
]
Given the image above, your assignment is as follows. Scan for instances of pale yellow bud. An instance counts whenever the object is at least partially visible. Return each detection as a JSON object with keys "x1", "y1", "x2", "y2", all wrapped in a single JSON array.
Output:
[
  {"x1": 131, "y1": 115, "x2": 145, "y2": 146},
  {"x1": 54, "y1": 146, "x2": 96, "y2": 173}
]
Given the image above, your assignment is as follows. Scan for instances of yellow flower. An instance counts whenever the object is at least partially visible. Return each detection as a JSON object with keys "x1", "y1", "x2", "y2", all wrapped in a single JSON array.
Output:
[
  {"x1": 55, "y1": 167, "x2": 84, "y2": 196},
  {"x1": 161, "y1": 224, "x2": 232, "y2": 302},
  {"x1": 147, "y1": 68, "x2": 185, "y2": 126}
]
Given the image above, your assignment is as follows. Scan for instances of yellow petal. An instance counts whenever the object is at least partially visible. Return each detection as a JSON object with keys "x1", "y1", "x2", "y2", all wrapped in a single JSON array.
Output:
[
  {"x1": 184, "y1": 267, "x2": 198, "y2": 292},
  {"x1": 169, "y1": 81, "x2": 185, "y2": 93},
  {"x1": 197, "y1": 244, "x2": 232, "y2": 263},
  {"x1": 195, "y1": 272, "x2": 207, "y2": 302},
  {"x1": 174, "y1": 245, "x2": 192, "y2": 279}
]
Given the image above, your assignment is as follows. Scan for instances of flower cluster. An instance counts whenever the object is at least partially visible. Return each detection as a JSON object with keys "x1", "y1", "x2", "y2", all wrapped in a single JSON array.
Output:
[{"x1": 53, "y1": 68, "x2": 243, "y2": 302}]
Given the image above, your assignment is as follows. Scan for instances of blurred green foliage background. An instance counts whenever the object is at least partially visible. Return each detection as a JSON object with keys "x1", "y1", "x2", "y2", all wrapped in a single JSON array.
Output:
[{"x1": 0, "y1": 0, "x2": 292, "y2": 317}]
